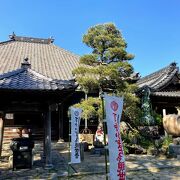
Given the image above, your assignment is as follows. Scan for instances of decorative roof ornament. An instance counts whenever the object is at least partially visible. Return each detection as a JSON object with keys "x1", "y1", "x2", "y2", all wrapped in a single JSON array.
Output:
[
  {"x1": 21, "y1": 58, "x2": 31, "y2": 69},
  {"x1": 9, "y1": 32, "x2": 16, "y2": 40},
  {"x1": 170, "y1": 62, "x2": 177, "y2": 67},
  {"x1": 167, "y1": 62, "x2": 177, "y2": 73},
  {"x1": 48, "y1": 36, "x2": 54, "y2": 43}
]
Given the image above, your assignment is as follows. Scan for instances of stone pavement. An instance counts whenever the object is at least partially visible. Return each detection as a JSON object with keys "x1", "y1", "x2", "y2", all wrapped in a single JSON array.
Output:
[{"x1": 0, "y1": 142, "x2": 180, "y2": 179}]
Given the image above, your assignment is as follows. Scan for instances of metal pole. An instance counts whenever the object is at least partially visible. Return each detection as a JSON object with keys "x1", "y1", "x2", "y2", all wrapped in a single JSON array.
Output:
[
  {"x1": 68, "y1": 110, "x2": 71, "y2": 179},
  {"x1": 101, "y1": 93, "x2": 108, "y2": 180},
  {"x1": 85, "y1": 93, "x2": 88, "y2": 131}
]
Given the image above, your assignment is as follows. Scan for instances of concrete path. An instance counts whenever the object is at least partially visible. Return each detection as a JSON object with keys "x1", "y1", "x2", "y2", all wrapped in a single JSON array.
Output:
[{"x1": 0, "y1": 142, "x2": 180, "y2": 179}]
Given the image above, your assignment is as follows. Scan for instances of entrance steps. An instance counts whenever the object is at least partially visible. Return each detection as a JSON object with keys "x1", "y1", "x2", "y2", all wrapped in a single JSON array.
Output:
[{"x1": 1, "y1": 127, "x2": 59, "y2": 157}]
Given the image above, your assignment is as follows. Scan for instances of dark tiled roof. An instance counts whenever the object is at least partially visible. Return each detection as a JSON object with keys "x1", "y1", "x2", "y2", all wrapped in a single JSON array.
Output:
[
  {"x1": 0, "y1": 34, "x2": 80, "y2": 80},
  {"x1": 137, "y1": 62, "x2": 179, "y2": 91},
  {"x1": 151, "y1": 91, "x2": 180, "y2": 97},
  {"x1": 0, "y1": 60, "x2": 77, "y2": 91}
]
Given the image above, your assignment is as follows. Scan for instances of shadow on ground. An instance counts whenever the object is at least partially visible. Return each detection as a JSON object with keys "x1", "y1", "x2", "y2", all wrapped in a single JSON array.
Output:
[{"x1": 0, "y1": 145, "x2": 180, "y2": 179}]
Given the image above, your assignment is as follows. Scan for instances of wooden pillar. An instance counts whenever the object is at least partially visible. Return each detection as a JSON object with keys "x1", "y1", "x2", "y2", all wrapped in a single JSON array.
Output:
[
  {"x1": 58, "y1": 103, "x2": 64, "y2": 142},
  {"x1": 45, "y1": 105, "x2": 53, "y2": 169},
  {"x1": 43, "y1": 112, "x2": 46, "y2": 161},
  {"x1": 0, "y1": 112, "x2": 4, "y2": 157}
]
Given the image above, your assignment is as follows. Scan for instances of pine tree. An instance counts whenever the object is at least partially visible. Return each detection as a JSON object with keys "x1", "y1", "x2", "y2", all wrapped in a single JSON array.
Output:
[{"x1": 73, "y1": 23, "x2": 141, "y2": 127}]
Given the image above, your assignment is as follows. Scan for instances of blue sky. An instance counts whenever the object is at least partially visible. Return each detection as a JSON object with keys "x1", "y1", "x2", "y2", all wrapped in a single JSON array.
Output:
[{"x1": 0, "y1": 0, "x2": 180, "y2": 77}]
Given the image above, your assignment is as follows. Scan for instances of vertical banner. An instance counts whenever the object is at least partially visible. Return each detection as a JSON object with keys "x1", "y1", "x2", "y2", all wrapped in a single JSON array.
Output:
[
  {"x1": 70, "y1": 107, "x2": 82, "y2": 163},
  {"x1": 105, "y1": 94, "x2": 126, "y2": 180}
]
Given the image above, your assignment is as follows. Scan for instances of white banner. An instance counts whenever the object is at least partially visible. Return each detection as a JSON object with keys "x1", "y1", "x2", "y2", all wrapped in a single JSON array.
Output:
[
  {"x1": 70, "y1": 107, "x2": 82, "y2": 164},
  {"x1": 105, "y1": 94, "x2": 126, "y2": 180}
]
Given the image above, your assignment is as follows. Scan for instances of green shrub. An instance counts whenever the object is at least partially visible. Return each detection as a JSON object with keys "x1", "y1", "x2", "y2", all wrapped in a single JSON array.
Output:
[
  {"x1": 139, "y1": 136, "x2": 153, "y2": 149},
  {"x1": 152, "y1": 111, "x2": 162, "y2": 126},
  {"x1": 123, "y1": 142, "x2": 129, "y2": 155},
  {"x1": 161, "y1": 135, "x2": 173, "y2": 153}
]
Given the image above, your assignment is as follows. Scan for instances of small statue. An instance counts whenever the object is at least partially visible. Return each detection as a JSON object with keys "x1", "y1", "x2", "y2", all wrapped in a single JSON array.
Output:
[
  {"x1": 141, "y1": 86, "x2": 154, "y2": 125},
  {"x1": 94, "y1": 125, "x2": 104, "y2": 148}
]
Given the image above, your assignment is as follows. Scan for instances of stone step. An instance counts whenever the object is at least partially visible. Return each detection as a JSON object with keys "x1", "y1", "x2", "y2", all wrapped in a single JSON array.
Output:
[
  {"x1": 1, "y1": 127, "x2": 58, "y2": 157},
  {"x1": 3, "y1": 134, "x2": 19, "y2": 138}
]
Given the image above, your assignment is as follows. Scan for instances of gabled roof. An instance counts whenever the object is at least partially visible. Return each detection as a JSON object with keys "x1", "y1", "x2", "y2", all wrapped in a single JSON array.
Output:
[
  {"x1": 0, "y1": 34, "x2": 80, "y2": 80},
  {"x1": 137, "y1": 62, "x2": 179, "y2": 91},
  {"x1": 0, "y1": 59, "x2": 77, "y2": 91}
]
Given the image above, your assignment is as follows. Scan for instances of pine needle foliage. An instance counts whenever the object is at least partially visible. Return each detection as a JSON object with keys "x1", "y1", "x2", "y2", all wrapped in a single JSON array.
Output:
[{"x1": 73, "y1": 23, "x2": 140, "y2": 123}]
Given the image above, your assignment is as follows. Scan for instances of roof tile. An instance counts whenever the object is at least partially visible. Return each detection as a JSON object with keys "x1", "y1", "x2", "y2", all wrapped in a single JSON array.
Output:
[
  {"x1": 151, "y1": 91, "x2": 180, "y2": 97},
  {"x1": 137, "y1": 62, "x2": 179, "y2": 91},
  {"x1": 0, "y1": 36, "x2": 80, "y2": 80},
  {"x1": 0, "y1": 65, "x2": 77, "y2": 91}
]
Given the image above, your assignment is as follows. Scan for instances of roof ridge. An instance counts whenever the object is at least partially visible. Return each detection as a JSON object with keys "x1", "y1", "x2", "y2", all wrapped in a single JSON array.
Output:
[
  {"x1": 0, "y1": 67, "x2": 77, "y2": 91},
  {"x1": 0, "y1": 37, "x2": 80, "y2": 58},
  {"x1": 0, "y1": 67, "x2": 53, "y2": 82},
  {"x1": 0, "y1": 40, "x2": 14, "y2": 45},
  {"x1": 9, "y1": 33, "x2": 54, "y2": 44},
  {"x1": 28, "y1": 69, "x2": 53, "y2": 81}
]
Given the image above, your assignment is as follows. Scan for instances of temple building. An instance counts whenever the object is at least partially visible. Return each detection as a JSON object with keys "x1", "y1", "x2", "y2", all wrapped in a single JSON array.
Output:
[
  {"x1": 1, "y1": 33, "x2": 180, "y2": 167},
  {"x1": 0, "y1": 34, "x2": 82, "y2": 167},
  {"x1": 137, "y1": 62, "x2": 180, "y2": 116}
]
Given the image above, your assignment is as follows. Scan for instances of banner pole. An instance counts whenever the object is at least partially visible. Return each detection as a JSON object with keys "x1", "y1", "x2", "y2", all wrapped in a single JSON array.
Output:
[
  {"x1": 101, "y1": 93, "x2": 108, "y2": 180},
  {"x1": 68, "y1": 117, "x2": 71, "y2": 179}
]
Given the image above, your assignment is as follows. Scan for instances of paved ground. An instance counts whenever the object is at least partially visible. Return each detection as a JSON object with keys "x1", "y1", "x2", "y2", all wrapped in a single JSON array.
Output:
[
  {"x1": 68, "y1": 167, "x2": 180, "y2": 180},
  {"x1": 0, "y1": 142, "x2": 180, "y2": 179}
]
